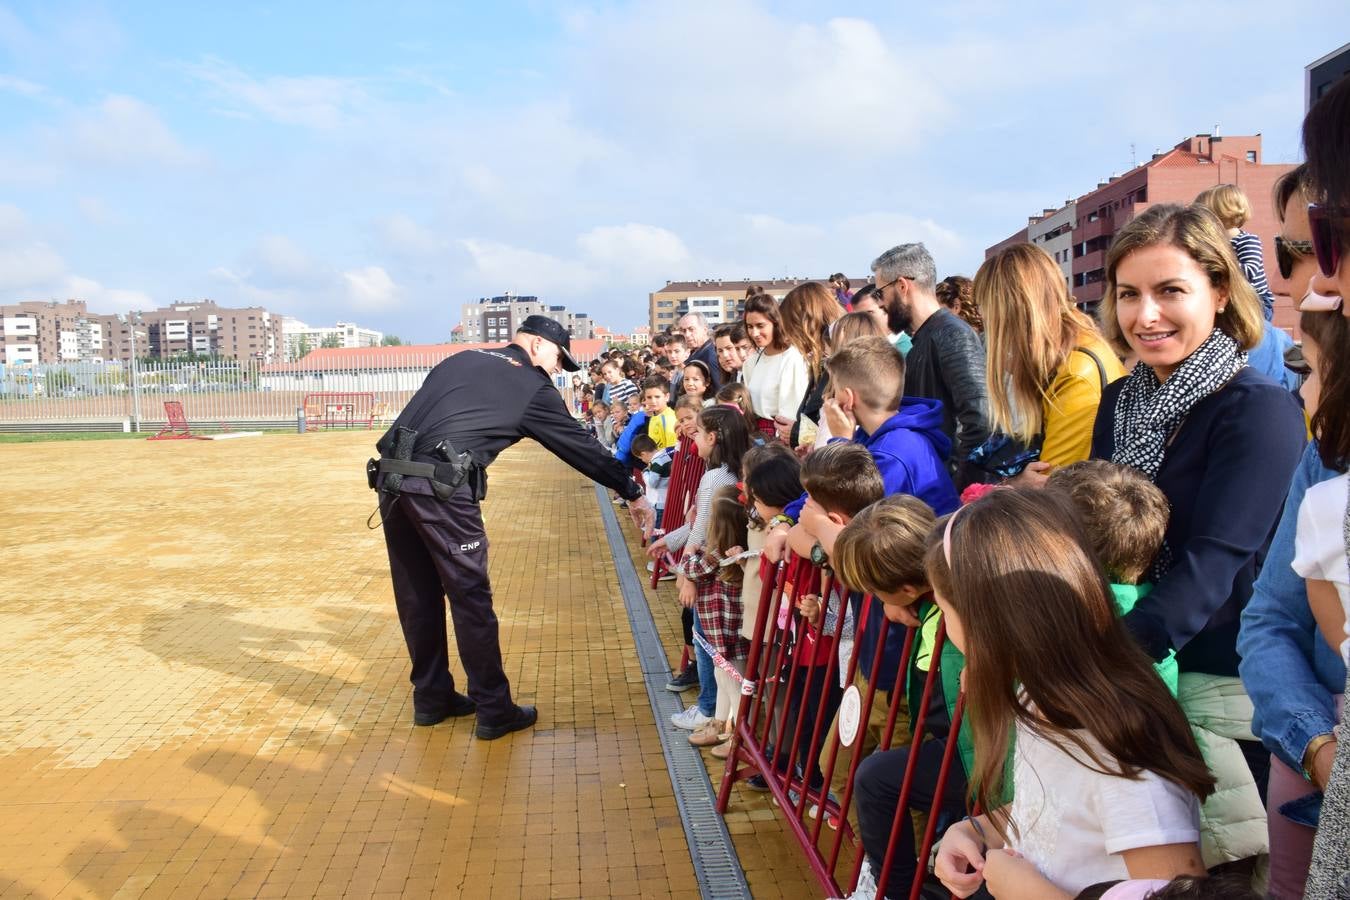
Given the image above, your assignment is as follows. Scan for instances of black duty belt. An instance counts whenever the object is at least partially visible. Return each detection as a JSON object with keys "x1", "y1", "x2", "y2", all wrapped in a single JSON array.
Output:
[{"x1": 367, "y1": 426, "x2": 485, "y2": 502}]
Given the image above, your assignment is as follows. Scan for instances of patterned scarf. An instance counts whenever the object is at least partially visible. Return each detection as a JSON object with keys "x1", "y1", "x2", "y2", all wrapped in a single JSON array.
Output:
[
  {"x1": 1112, "y1": 328, "x2": 1246, "y2": 577},
  {"x1": 1111, "y1": 328, "x2": 1246, "y2": 480}
]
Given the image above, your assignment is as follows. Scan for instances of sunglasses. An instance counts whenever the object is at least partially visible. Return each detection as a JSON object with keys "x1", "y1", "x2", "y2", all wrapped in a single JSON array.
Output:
[
  {"x1": 1308, "y1": 203, "x2": 1348, "y2": 278},
  {"x1": 1275, "y1": 235, "x2": 1313, "y2": 280}
]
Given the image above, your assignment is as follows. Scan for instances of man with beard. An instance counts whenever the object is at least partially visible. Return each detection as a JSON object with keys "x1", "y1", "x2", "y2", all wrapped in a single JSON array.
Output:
[{"x1": 870, "y1": 243, "x2": 991, "y2": 489}]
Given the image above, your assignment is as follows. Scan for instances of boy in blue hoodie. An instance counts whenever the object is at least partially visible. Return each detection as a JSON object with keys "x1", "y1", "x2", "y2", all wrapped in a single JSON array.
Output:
[{"x1": 767, "y1": 335, "x2": 959, "y2": 748}]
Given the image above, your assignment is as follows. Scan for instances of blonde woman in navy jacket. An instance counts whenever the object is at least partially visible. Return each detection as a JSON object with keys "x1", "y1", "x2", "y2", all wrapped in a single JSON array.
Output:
[{"x1": 1090, "y1": 205, "x2": 1304, "y2": 861}]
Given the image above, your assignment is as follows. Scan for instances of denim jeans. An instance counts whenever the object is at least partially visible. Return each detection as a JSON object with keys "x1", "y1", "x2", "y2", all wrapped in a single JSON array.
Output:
[{"x1": 692, "y1": 613, "x2": 717, "y2": 717}]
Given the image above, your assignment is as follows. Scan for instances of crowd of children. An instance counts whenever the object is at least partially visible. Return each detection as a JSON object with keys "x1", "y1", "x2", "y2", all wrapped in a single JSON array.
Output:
[{"x1": 561, "y1": 79, "x2": 1350, "y2": 900}]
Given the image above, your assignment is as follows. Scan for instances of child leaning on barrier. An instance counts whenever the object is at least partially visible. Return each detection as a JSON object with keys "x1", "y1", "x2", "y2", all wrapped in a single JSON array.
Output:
[
  {"x1": 932, "y1": 488, "x2": 1211, "y2": 900},
  {"x1": 767, "y1": 336, "x2": 961, "y2": 748},
  {"x1": 1046, "y1": 459, "x2": 1179, "y2": 695},
  {"x1": 649, "y1": 406, "x2": 752, "y2": 733},
  {"x1": 640, "y1": 376, "x2": 679, "y2": 452},
  {"x1": 678, "y1": 485, "x2": 751, "y2": 751},
  {"x1": 631, "y1": 433, "x2": 672, "y2": 539},
  {"x1": 832, "y1": 494, "x2": 966, "y2": 899},
  {"x1": 747, "y1": 442, "x2": 884, "y2": 799},
  {"x1": 588, "y1": 399, "x2": 613, "y2": 450}
]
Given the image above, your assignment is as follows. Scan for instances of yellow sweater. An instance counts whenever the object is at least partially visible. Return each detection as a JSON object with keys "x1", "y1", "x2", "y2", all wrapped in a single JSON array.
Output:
[
  {"x1": 1040, "y1": 334, "x2": 1127, "y2": 468},
  {"x1": 646, "y1": 407, "x2": 679, "y2": 451}
]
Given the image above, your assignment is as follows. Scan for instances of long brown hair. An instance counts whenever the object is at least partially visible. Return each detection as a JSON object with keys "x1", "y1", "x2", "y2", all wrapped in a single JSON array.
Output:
[
  {"x1": 707, "y1": 486, "x2": 749, "y2": 585},
  {"x1": 742, "y1": 293, "x2": 787, "y2": 352},
  {"x1": 975, "y1": 244, "x2": 1101, "y2": 442},
  {"x1": 924, "y1": 488, "x2": 1214, "y2": 839},
  {"x1": 780, "y1": 282, "x2": 842, "y2": 377}
]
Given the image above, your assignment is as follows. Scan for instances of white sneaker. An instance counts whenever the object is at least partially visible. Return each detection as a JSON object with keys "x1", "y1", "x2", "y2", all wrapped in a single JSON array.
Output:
[
  {"x1": 646, "y1": 561, "x2": 655, "y2": 572},
  {"x1": 670, "y1": 704, "x2": 712, "y2": 731},
  {"x1": 840, "y1": 860, "x2": 877, "y2": 900}
]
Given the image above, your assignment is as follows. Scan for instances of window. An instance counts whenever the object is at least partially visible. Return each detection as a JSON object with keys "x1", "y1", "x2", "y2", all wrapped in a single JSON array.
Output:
[
  {"x1": 1246, "y1": 151, "x2": 1256, "y2": 163},
  {"x1": 1087, "y1": 211, "x2": 1099, "y2": 223}
]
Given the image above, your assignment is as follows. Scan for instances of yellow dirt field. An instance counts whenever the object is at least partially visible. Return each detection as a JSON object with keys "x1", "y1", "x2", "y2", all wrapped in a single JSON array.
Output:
[{"x1": 0, "y1": 433, "x2": 711, "y2": 899}]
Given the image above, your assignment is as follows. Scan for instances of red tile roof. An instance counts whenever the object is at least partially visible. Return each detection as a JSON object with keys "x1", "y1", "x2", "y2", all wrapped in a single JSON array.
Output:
[{"x1": 262, "y1": 339, "x2": 607, "y2": 372}]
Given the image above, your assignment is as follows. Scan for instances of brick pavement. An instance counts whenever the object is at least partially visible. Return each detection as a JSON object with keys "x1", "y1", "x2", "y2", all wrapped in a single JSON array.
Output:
[{"x1": 0, "y1": 433, "x2": 727, "y2": 899}]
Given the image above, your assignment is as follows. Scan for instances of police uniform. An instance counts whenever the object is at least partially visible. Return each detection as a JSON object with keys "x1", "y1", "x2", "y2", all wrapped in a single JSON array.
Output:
[{"x1": 373, "y1": 320, "x2": 644, "y2": 737}]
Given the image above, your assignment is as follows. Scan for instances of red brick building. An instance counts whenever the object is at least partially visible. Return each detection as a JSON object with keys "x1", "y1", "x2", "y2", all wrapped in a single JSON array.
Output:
[{"x1": 986, "y1": 134, "x2": 1297, "y2": 327}]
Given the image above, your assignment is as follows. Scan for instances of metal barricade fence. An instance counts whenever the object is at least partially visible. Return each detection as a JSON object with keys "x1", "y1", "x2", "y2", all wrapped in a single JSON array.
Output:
[
  {"x1": 0, "y1": 350, "x2": 599, "y2": 430},
  {"x1": 649, "y1": 437, "x2": 705, "y2": 588},
  {"x1": 710, "y1": 555, "x2": 968, "y2": 900}
]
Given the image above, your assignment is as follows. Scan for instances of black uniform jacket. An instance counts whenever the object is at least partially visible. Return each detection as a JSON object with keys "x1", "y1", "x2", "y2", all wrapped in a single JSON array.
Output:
[{"x1": 382, "y1": 343, "x2": 643, "y2": 500}]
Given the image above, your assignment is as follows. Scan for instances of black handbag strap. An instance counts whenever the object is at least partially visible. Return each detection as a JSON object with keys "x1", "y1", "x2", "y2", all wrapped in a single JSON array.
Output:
[{"x1": 1074, "y1": 346, "x2": 1110, "y2": 391}]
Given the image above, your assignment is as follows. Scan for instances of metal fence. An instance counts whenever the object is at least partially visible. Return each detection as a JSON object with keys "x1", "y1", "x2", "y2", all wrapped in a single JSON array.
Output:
[{"x1": 0, "y1": 352, "x2": 597, "y2": 431}]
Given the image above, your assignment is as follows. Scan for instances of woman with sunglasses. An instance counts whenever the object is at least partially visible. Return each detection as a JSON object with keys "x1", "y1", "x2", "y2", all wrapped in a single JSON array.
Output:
[
  {"x1": 1237, "y1": 164, "x2": 1348, "y2": 899},
  {"x1": 1090, "y1": 203, "x2": 1306, "y2": 874},
  {"x1": 1298, "y1": 73, "x2": 1350, "y2": 900}
]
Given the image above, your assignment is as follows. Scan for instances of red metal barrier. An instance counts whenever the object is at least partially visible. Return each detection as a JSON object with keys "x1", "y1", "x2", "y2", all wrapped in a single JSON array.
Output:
[
  {"x1": 650, "y1": 436, "x2": 705, "y2": 589},
  {"x1": 713, "y1": 554, "x2": 968, "y2": 899}
]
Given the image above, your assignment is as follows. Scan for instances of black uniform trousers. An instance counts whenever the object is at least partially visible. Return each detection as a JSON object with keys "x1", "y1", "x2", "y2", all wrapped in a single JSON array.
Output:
[{"x1": 380, "y1": 484, "x2": 513, "y2": 723}]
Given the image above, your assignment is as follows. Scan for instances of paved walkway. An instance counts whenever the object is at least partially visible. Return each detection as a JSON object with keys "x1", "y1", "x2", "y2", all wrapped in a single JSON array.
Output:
[{"x1": 0, "y1": 432, "x2": 820, "y2": 899}]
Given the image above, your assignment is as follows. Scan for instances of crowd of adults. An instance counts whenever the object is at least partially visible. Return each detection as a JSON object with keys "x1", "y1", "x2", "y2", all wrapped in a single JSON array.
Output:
[{"x1": 566, "y1": 79, "x2": 1349, "y2": 900}]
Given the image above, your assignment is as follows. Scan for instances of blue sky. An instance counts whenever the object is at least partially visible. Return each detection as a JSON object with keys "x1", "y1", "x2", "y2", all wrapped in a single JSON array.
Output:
[{"x1": 0, "y1": 1, "x2": 1337, "y2": 341}]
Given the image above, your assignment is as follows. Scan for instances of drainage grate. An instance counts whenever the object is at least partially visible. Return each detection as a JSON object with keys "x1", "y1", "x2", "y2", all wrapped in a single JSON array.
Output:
[{"x1": 595, "y1": 485, "x2": 753, "y2": 900}]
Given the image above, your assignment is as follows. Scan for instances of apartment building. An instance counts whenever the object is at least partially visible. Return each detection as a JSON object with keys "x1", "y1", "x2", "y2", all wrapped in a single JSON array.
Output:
[
  {"x1": 0, "y1": 300, "x2": 123, "y2": 365},
  {"x1": 282, "y1": 318, "x2": 384, "y2": 358},
  {"x1": 456, "y1": 293, "x2": 594, "y2": 343},
  {"x1": 985, "y1": 134, "x2": 1295, "y2": 322},
  {"x1": 132, "y1": 301, "x2": 284, "y2": 362},
  {"x1": 648, "y1": 277, "x2": 865, "y2": 334}
]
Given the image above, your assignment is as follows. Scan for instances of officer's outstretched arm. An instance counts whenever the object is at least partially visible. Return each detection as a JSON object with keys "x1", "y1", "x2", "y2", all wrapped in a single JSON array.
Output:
[{"x1": 522, "y1": 384, "x2": 644, "y2": 500}]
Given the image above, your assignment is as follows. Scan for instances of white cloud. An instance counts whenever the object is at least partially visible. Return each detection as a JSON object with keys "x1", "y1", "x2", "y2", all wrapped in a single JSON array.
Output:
[
  {"x1": 0, "y1": 242, "x2": 66, "y2": 291},
  {"x1": 76, "y1": 196, "x2": 121, "y2": 226},
  {"x1": 63, "y1": 275, "x2": 154, "y2": 314},
  {"x1": 567, "y1": 4, "x2": 947, "y2": 153},
  {"x1": 0, "y1": 74, "x2": 45, "y2": 98},
  {"x1": 343, "y1": 266, "x2": 399, "y2": 311},
  {"x1": 460, "y1": 238, "x2": 599, "y2": 296},
  {"x1": 0, "y1": 203, "x2": 30, "y2": 241},
  {"x1": 577, "y1": 223, "x2": 690, "y2": 275},
  {"x1": 184, "y1": 57, "x2": 367, "y2": 129},
  {"x1": 374, "y1": 214, "x2": 445, "y2": 256},
  {"x1": 249, "y1": 235, "x2": 329, "y2": 287},
  {"x1": 60, "y1": 94, "x2": 198, "y2": 167}
]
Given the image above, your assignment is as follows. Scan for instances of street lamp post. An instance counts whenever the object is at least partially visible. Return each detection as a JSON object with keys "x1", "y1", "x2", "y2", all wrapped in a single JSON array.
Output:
[{"x1": 124, "y1": 312, "x2": 143, "y2": 432}]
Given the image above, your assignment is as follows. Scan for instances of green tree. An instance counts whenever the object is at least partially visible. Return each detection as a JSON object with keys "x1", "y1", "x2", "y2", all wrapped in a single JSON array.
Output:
[
  {"x1": 291, "y1": 334, "x2": 313, "y2": 359},
  {"x1": 320, "y1": 333, "x2": 343, "y2": 349},
  {"x1": 380, "y1": 334, "x2": 403, "y2": 346},
  {"x1": 44, "y1": 369, "x2": 75, "y2": 395}
]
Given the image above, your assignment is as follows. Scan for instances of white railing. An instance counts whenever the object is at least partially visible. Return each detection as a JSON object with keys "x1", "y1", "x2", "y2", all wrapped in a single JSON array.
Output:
[{"x1": 0, "y1": 351, "x2": 598, "y2": 429}]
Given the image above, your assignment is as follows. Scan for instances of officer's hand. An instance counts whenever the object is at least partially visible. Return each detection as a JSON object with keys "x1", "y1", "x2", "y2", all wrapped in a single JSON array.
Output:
[{"x1": 628, "y1": 496, "x2": 653, "y2": 531}]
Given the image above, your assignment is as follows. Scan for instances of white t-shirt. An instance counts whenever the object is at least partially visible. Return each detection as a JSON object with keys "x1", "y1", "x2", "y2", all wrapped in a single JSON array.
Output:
[
  {"x1": 1292, "y1": 472, "x2": 1350, "y2": 663},
  {"x1": 1010, "y1": 719, "x2": 1201, "y2": 895},
  {"x1": 741, "y1": 345, "x2": 810, "y2": 421}
]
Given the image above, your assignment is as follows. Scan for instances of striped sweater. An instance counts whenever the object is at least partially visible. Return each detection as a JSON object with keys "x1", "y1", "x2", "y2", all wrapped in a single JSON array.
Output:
[{"x1": 1231, "y1": 231, "x2": 1275, "y2": 320}]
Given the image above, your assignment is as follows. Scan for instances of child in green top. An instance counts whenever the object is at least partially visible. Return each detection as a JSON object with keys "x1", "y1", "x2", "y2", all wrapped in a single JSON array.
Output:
[{"x1": 1047, "y1": 459, "x2": 1179, "y2": 695}]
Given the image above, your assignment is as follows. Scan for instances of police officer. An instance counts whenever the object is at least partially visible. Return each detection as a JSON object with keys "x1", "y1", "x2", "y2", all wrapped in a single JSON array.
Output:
[{"x1": 373, "y1": 316, "x2": 651, "y2": 739}]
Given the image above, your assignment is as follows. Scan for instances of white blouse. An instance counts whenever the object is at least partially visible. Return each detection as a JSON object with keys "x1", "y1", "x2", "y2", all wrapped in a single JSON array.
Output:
[
  {"x1": 1292, "y1": 472, "x2": 1350, "y2": 663},
  {"x1": 741, "y1": 345, "x2": 810, "y2": 422},
  {"x1": 1010, "y1": 719, "x2": 1201, "y2": 895}
]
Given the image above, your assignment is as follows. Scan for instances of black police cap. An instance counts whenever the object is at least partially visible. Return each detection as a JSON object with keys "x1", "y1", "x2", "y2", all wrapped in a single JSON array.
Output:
[{"x1": 516, "y1": 315, "x2": 581, "y2": 372}]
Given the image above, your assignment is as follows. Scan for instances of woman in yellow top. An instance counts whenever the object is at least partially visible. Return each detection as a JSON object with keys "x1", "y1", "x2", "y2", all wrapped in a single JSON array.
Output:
[{"x1": 974, "y1": 243, "x2": 1126, "y2": 479}]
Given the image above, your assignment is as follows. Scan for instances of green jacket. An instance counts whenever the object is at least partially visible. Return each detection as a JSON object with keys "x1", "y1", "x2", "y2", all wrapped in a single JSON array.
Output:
[
  {"x1": 1110, "y1": 583, "x2": 1179, "y2": 696},
  {"x1": 905, "y1": 599, "x2": 975, "y2": 781}
]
